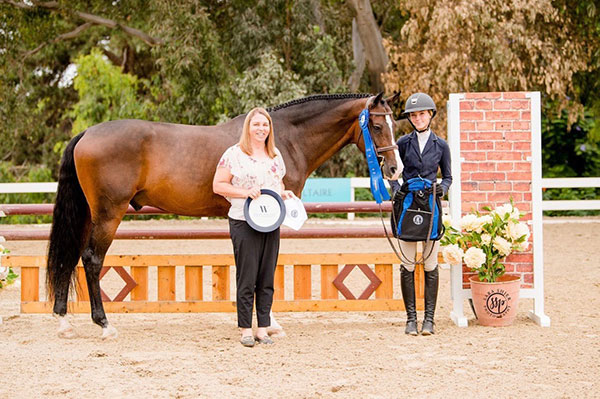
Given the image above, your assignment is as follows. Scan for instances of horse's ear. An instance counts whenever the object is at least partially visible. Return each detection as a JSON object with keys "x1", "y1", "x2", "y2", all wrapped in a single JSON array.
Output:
[
  {"x1": 369, "y1": 92, "x2": 384, "y2": 109},
  {"x1": 385, "y1": 91, "x2": 402, "y2": 108}
]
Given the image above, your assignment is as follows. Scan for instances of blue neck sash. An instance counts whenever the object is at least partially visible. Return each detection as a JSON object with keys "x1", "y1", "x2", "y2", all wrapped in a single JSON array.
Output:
[{"x1": 359, "y1": 109, "x2": 390, "y2": 204}]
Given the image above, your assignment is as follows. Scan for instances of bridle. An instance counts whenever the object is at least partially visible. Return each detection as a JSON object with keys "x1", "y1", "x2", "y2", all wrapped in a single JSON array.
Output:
[
  {"x1": 355, "y1": 95, "x2": 398, "y2": 155},
  {"x1": 355, "y1": 110, "x2": 398, "y2": 156}
]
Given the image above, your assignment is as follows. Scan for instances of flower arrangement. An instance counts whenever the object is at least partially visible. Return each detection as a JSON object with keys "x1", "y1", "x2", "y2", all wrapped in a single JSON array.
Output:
[
  {"x1": 441, "y1": 201, "x2": 531, "y2": 283},
  {"x1": 0, "y1": 244, "x2": 18, "y2": 290}
]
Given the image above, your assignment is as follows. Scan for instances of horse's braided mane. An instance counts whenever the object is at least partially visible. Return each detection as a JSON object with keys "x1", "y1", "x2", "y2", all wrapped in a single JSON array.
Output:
[{"x1": 267, "y1": 93, "x2": 372, "y2": 112}]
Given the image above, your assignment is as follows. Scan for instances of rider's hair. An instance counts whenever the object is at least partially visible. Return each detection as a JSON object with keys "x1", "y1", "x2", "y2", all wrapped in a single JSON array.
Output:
[{"x1": 240, "y1": 107, "x2": 276, "y2": 158}]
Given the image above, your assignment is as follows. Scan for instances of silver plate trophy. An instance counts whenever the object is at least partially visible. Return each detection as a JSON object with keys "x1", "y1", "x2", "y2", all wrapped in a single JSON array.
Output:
[{"x1": 243, "y1": 189, "x2": 286, "y2": 232}]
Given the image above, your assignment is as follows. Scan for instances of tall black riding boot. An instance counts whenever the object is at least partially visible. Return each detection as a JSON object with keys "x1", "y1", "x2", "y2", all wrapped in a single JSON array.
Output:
[
  {"x1": 421, "y1": 266, "x2": 439, "y2": 335},
  {"x1": 400, "y1": 266, "x2": 418, "y2": 336}
]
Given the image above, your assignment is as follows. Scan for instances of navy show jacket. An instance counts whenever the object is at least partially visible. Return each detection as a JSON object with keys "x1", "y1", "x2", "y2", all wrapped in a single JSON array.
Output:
[{"x1": 389, "y1": 130, "x2": 453, "y2": 194}]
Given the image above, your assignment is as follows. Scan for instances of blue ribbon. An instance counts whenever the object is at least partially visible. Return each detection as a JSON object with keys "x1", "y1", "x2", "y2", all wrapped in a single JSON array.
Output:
[{"x1": 359, "y1": 108, "x2": 390, "y2": 204}]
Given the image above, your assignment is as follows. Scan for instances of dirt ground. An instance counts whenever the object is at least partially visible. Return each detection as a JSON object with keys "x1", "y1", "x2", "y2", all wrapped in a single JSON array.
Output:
[{"x1": 1, "y1": 217, "x2": 599, "y2": 399}]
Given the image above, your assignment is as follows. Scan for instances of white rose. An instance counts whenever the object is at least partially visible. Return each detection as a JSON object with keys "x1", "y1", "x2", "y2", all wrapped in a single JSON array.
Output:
[
  {"x1": 514, "y1": 222, "x2": 530, "y2": 241},
  {"x1": 511, "y1": 206, "x2": 520, "y2": 220},
  {"x1": 442, "y1": 244, "x2": 464, "y2": 264},
  {"x1": 515, "y1": 240, "x2": 530, "y2": 251},
  {"x1": 0, "y1": 266, "x2": 8, "y2": 280},
  {"x1": 493, "y1": 203, "x2": 513, "y2": 219},
  {"x1": 481, "y1": 234, "x2": 492, "y2": 245},
  {"x1": 505, "y1": 221, "x2": 519, "y2": 242},
  {"x1": 442, "y1": 215, "x2": 453, "y2": 228},
  {"x1": 460, "y1": 214, "x2": 478, "y2": 232},
  {"x1": 464, "y1": 247, "x2": 486, "y2": 270},
  {"x1": 473, "y1": 215, "x2": 492, "y2": 233},
  {"x1": 505, "y1": 221, "x2": 530, "y2": 242},
  {"x1": 493, "y1": 236, "x2": 512, "y2": 257}
]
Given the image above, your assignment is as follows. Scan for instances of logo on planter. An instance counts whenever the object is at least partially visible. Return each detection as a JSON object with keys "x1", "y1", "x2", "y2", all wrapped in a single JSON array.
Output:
[{"x1": 483, "y1": 288, "x2": 512, "y2": 318}]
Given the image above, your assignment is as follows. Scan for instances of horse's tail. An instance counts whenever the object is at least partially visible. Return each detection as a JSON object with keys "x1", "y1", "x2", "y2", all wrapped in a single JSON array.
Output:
[{"x1": 47, "y1": 131, "x2": 89, "y2": 301}]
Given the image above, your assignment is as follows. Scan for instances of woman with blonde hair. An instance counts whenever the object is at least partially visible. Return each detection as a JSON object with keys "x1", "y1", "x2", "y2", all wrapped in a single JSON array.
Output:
[{"x1": 213, "y1": 107, "x2": 293, "y2": 347}]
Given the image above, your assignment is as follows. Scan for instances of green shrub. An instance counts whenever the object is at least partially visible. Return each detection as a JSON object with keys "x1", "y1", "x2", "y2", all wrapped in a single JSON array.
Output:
[
  {"x1": 0, "y1": 246, "x2": 18, "y2": 290},
  {"x1": 542, "y1": 102, "x2": 600, "y2": 216}
]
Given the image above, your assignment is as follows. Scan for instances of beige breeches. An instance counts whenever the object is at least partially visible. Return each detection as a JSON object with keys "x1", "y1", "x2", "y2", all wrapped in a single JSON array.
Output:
[{"x1": 398, "y1": 240, "x2": 440, "y2": 272}]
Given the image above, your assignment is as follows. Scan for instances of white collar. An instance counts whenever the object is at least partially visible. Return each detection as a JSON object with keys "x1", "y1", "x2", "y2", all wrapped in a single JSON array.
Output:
[
  {"x1": 416, "y1": 129, "x2": 430, "y2": 153},
  {"x1": 417, "y1": 129, "x2": 431, "y2": 141}
]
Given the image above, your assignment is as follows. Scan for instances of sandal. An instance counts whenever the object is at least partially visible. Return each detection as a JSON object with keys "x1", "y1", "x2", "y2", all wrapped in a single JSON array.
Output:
[
  {"x1": 240, "y1": 336, "x2": 255, "y2": 347},
  {"x1": 255, "y1": 335, "x2": 275, "y2": 345}
]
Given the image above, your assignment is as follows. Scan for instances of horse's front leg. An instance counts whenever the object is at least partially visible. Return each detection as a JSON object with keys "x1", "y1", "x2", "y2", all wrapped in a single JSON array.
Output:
[{"x1": 81, "y1": 217, "x2": 122, "y2": 340}]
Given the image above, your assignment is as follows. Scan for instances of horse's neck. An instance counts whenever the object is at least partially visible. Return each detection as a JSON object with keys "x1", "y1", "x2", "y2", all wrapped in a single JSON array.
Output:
[{"x1": 276, "y1": 99, "x2": 364, "y2": 177}]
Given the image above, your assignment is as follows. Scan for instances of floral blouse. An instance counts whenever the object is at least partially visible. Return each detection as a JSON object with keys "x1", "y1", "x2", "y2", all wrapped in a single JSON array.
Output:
[{"x1": 217, "y1": 144, "x2": 286, "y2": 220}]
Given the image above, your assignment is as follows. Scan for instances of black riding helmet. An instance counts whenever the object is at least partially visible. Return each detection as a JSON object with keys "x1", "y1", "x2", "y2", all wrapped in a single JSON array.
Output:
[{"x1": 402, "y1": 93, "x2": 436, "y2": 132}]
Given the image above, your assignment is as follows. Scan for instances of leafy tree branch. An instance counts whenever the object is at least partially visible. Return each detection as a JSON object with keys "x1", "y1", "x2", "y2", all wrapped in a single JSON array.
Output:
[{"x1": 1, "y1": 0, "x2": 161, "y2": 51}]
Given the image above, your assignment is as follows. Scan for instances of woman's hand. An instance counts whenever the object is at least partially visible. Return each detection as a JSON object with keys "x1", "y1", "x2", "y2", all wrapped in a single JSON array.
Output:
[
  {"x1": 281, "y1": 190, "x2": 295, "y2": 200},
  {"x1": 246, "y1": 187, "x2": 261, "y2": 199}
]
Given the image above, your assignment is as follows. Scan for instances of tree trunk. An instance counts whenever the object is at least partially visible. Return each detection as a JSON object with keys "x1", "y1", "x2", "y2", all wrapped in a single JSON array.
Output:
[
  {"x1": 310, "y1": 0, "x2": 326, "y2": 33},
  {"x1": 347, "y1": 0, "x2": 388, "y2": 93},
  {"x1": 348, "y1": 18, "x2": 366, "y2": 91}
]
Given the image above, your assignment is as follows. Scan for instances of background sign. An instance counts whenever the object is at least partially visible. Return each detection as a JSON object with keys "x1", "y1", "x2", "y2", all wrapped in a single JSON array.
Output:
[{"x1": 301, "y1": 178, "x2": 351, "y2": 203}]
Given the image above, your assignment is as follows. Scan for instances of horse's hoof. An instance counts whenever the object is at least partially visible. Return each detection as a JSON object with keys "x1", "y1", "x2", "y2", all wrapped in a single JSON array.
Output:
[
  {"x1": 101, "y1": 325, "x2": 118, "y2": 340},
  {"x1": 58, "y1": 327, "x2": 77, "y2": 339},
  {"x1": 56, "y1": 315, "x2": 76, "y2": 338},
  {"x1": 267, "y1": 328, "x2": 286, "y2": 338}
]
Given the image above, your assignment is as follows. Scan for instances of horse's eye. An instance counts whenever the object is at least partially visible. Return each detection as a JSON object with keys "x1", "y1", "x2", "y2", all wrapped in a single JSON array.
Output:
[{"x1": 373, "y1": 124, "x2": 382, "y2": 132}]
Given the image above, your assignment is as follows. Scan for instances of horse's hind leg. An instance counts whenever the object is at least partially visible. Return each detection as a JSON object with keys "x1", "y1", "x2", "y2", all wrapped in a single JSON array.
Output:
[
  {"x1": 54, "y1": 277, "x2": 77, "y2": 338},
  {"x1": 81, "y1": 207, "x2": 127, "y2": 339},
  {"x1": 54, "y1": 274, "x2": 81, "y2": 338},
  {"x1": 53, "y1": 216, "x2": 92, "y2": 338}
]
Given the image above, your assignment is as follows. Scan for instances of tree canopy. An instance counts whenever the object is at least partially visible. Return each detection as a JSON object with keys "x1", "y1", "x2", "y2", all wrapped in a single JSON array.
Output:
[{"x1": 1, "y1": 0, "x2": 599, "y2": 179}]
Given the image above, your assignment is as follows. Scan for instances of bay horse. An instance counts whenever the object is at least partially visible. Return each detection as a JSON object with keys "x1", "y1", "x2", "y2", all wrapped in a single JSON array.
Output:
[{"x1": 47, "y1": 92, "x2": 402, "y2": 339}]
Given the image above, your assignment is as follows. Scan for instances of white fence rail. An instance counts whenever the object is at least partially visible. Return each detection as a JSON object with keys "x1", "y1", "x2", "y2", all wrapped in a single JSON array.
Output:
[
  {"x1": 540, "y1": 177, "x2": 600, "y2": 211},
  {"x1": 0, "y1": 182, "x2": 58, "y2": 193},
  {"x1": 1, "y1": 177, "x2": 599, "y2": 211},
  {"x1": 347, "y1": 177, "x2": 600, "y2": 212}
]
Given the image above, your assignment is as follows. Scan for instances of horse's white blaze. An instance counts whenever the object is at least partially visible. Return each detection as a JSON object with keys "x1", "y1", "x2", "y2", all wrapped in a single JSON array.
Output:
[{"x1": 386, "y1": 115, "x2": 403, "y2": 180}]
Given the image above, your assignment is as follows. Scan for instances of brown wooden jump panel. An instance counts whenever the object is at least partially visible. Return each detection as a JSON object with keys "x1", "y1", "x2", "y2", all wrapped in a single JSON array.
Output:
[{"x1": 5, "y1": 253, "x2": 442, "y2": 313}]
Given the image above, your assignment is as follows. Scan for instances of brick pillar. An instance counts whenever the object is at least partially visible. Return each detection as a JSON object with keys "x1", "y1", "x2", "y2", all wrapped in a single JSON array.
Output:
[{"x1": 457, "y1": 92, "x2": 534, "y2": 288}]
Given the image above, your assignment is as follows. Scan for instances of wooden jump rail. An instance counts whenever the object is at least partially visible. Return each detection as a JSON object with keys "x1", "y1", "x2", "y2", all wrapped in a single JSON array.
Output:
[
  {"x1": 1, "y1": 201, "x2": 444, "y2": 314},
  {"x1": 0, "y1": 228, "x2": 389, "y2": 240},
  {"x1": 3, "y1": 253, "x2": 444, "y2": 314}
]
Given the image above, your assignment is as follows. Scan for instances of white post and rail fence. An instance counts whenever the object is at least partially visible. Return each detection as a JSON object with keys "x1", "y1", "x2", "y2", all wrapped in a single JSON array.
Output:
[{"x1": 1, "y1": 176, "x2": 599, "y2": 212}]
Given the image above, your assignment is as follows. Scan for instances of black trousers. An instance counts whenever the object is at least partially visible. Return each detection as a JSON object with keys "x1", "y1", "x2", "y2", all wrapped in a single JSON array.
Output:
[{"x1": 229, "y1": 218, "x2": 280, "y2": 328}]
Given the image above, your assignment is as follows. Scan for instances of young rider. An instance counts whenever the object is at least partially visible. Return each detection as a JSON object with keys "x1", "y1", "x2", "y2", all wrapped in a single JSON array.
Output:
[{"x1": 390, "y1": 93, "x2": 452, "y2": 335}]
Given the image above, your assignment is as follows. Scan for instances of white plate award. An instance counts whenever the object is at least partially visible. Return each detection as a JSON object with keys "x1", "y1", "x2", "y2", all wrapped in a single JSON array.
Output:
[{"x1": 244, "y1": 189, "x2": 286, "y2": 232}]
